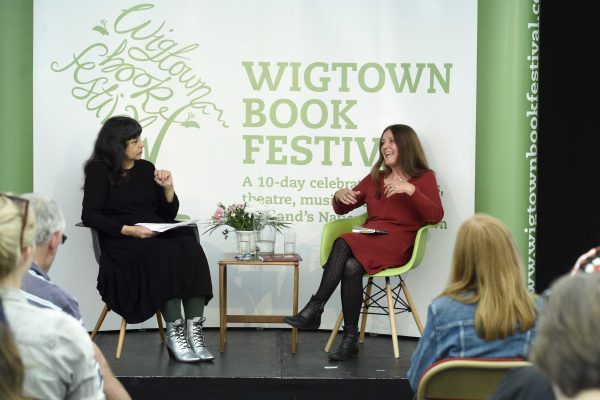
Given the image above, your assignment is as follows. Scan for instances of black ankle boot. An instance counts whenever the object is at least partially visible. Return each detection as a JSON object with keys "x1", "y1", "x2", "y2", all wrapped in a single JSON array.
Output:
[
  {"x1": 328, "y1": 326, "x2": 359, "y2": 361},
  {"x1": 284, "y1": 295, "x2": 325, "y2": 329}
]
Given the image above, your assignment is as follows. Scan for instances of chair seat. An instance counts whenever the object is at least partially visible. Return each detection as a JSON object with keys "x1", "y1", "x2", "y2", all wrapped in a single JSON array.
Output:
[
  {"x1": 367, "y1": 263, "x2": 415, "y2": 278},
  {"x1": 416, "y1": 358, "x2": 532, "y2": 400}
]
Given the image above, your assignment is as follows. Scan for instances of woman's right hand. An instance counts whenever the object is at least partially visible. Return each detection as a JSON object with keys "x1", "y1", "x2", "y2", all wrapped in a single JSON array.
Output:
[
  {"x1": 334, "y1": 188, "x2": 361, "y2": 205},
  {"x1": 121, "y1": 225, "x2": 157, "y2": 238}
]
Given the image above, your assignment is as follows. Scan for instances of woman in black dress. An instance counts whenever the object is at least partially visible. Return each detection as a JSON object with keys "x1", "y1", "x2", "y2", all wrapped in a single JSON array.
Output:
[{"x1": 82, "y1": 116, "x2": 213, "y2": 363}]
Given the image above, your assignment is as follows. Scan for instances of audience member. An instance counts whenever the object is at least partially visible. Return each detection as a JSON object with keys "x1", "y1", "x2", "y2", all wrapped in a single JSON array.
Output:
[
  {"x1": 571, "y1": 246, "x2": 600, "y2": 274},
  {"x1": 530, "y1": 273, "x2": 600, "y2": 399},
  {"x1": 0, "y1": 194, "x2": 104, "y2": 399},
  {"x1": 20, "y1": 193, "x2": 80, "y2": 320},
  {"x1": 490, "y1": 364, "x2": 555, "y2": 400},
  {"x1": 407, "y1": 214, "x2": 542, "y2": 392},
  {"x1": 0, "y1": 301, "x2": 26, "y2": 400},
  {"x1": 492, "y1": 245, "x2": 600, "y2": 400},
  {"x1": 20, "y1": 192, "x2": 130, "y2": 400}
]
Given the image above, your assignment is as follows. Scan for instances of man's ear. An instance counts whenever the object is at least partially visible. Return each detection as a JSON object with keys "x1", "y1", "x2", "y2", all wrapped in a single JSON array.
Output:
[{"x1": 48, "y1": 230, "x2": 62, "y2": 253}]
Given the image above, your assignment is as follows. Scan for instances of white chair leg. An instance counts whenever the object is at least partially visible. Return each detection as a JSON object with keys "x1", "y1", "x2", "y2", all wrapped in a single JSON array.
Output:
[
  {"x1": 386, "y1": 277, "x2": 400, "y2": 358},
  {"x1": 401, "y1": 278, "x2": 424, "y2": 334},
  {"x1": 91, "y1": 304, "x2": 109, "y2": 340},
  {"x1": 116, "y1": 319, "x2": 127, "y2": 359},
  {"x1": 325, "y1": 311, "x2": 344, "y2": 352},
  {"x1": 156, "y1": 311, "x2": 165, "y2": 342}
]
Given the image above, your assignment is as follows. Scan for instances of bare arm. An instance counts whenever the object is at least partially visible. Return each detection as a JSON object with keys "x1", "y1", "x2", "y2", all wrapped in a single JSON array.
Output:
[{"x1": 92, "y1": 343, "x2": 132, "y2": 400}]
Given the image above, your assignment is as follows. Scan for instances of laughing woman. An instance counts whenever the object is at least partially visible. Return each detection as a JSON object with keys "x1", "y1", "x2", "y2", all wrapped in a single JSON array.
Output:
[
  {"x1": 285, "y1": 124, "x2": 444, "y2": 361},
  {"x1": 82, "y1": 116, "x2": 214, "y2": 363}
]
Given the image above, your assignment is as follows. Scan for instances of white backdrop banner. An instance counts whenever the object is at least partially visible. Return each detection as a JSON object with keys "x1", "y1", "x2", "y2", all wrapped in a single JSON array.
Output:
[{"x1": 34, "y1": 0, "x2": 476, "y2": 337}]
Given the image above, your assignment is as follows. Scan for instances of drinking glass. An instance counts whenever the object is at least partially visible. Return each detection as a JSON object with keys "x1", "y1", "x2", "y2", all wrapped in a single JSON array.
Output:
[
  {"x1": 257, "y1": 226, "x2": 276, "y2": 255},
  {"x1": 284, "y1": 229, "x2": 296, "y2": 254}
]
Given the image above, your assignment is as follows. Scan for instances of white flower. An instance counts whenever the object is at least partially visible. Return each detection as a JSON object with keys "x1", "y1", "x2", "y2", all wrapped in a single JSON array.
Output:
[
  {"x1": 245, "y1": 201, "x2": 261, "y2": 215},
  {"x1": 246, "y1": 201, "x2": 271, "y2": 216}
]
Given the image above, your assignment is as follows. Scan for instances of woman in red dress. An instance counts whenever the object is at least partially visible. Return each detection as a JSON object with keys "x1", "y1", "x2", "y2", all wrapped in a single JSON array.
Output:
[{"x1": 285, "y1": 124, "x2": 444, "y2": 360}]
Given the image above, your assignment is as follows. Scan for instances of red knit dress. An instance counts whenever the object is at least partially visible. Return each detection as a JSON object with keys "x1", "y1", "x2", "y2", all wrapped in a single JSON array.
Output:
[{"x1": 333, "y1": 170, "x2": 444, "y2": 274}]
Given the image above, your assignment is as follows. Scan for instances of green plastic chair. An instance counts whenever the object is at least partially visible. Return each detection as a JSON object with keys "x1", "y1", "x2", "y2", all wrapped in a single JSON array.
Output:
[{"x1": 320, "y1": 213, "x2": 438, "y2": 358}]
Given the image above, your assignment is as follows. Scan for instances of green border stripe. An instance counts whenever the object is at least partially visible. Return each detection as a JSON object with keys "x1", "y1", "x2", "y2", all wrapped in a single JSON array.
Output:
[
  {"x1": 476, "y1": 0, "x2": 540, "y2": 290},
  {"x1": 0, "y1": 0, "x2": 33, "y2": 194}
]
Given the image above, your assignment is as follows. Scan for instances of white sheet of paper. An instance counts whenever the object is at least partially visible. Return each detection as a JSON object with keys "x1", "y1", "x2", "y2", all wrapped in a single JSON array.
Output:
[{"x1": 135, "y1": 219, "x2": 199, "y2": 233}]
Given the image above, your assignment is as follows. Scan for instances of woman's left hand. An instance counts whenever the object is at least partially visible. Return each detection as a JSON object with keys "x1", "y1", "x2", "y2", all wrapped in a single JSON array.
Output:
[
  {"x1": 154, "y1": 169, "x2": 173, "y2": 188},
  {"x1": 384, "y1": 179, "x2": 415, "y2": 197}
]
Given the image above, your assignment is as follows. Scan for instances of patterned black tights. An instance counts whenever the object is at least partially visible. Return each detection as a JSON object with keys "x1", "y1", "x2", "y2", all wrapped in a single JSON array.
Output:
[{"x1": 314, "y1": 238, "x2": 365, "y2": 329}]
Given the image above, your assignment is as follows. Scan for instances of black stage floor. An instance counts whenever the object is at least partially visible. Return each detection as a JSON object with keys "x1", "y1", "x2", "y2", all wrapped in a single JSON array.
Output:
[{"x1": 95, "y1": 328, "x2": 418, "y2": 400}]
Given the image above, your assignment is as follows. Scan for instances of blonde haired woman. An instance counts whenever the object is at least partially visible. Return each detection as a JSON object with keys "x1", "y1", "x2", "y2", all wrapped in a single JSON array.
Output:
[
  {"x1": 0, "y1": 195, "x2": 104, "y2": 399},
  {"x1": 0, "y1": 306, "x2": 25, "y2": 400},
  {"x1": 407, "y1": 214, "x2": 541, "y2": 391}
]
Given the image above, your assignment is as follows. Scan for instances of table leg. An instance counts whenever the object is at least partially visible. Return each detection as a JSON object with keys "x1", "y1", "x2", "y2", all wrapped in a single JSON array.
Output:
[
  {"x1": 219, "y1": 263, "x2": 226, "y2": 352},
  {"x1": 291, "y1": 263, "x2": 299, "y2": 354},
  {"x1": 224, "y1": 266, "x2": 228, "y2": 344}
]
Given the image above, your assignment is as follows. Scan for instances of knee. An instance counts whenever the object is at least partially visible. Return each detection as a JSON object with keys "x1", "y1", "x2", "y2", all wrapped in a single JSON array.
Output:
[
  {"x1": 332, "y1": 238, "x2": 350, "y2": 252},
  {"x1": 343, "y1": 259, "x2": 364, "y2": 280}
]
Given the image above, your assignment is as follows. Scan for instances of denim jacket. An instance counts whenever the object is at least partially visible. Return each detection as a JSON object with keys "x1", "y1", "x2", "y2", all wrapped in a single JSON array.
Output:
[{"x1": 407, "y1": 294, "x2": 543, "y2": 391}]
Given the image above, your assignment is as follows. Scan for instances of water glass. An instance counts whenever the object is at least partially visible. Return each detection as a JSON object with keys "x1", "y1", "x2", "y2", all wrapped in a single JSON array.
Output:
[
  {"x1": 238, "y1": 239, "x2": 250, "y2": 255},
  {"x1": 284, "y1": 229, "x2": 296, "y2": 254},
  {"x1": 257, "y1": 226, "x2": 276, "y2": 255}
]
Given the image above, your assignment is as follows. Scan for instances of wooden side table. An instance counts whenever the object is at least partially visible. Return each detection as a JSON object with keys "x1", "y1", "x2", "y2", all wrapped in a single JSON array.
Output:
[{"x1": 218, "y1": 253, "x2": 301, "y2": 353}]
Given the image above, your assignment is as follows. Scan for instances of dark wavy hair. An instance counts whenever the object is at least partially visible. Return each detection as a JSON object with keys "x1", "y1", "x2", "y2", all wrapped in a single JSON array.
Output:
[
  {"x1": 370, "y1": 124, "x2": 430, "y2": 198},
  {"x1": 84, "y1": 116, "x2": 142, "y2": 185}
]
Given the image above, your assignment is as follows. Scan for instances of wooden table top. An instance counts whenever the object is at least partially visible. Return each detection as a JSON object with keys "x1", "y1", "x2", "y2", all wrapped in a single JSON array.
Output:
[{"x1": 218, "y1": 253, "x2": 302, "y2": 265}]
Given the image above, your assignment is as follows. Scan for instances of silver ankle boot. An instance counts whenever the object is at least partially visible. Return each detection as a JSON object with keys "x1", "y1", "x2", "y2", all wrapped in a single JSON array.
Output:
[
  {"x1": 186, "y1": 317, "x2": 214, "y2": 361},
  {"x1": 166, "y1": 319, "x2": 200, "y2": 363}
]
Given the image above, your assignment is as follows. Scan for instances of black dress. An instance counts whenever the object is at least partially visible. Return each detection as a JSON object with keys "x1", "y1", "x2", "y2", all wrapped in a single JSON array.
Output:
[{"x1": 82, "y1": 159, "x2": 213, "y2": 323}]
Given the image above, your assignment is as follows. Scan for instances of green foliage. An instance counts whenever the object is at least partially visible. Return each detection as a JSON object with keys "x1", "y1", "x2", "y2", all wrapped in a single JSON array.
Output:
[{"x1": 203, "y1": 202, "x2": 290, "y2": 239}]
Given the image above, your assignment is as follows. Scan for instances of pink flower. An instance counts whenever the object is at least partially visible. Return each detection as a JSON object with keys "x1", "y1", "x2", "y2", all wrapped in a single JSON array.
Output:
[{"x1": 212, "y1": 206, "x2": 225, "y2": 221}]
